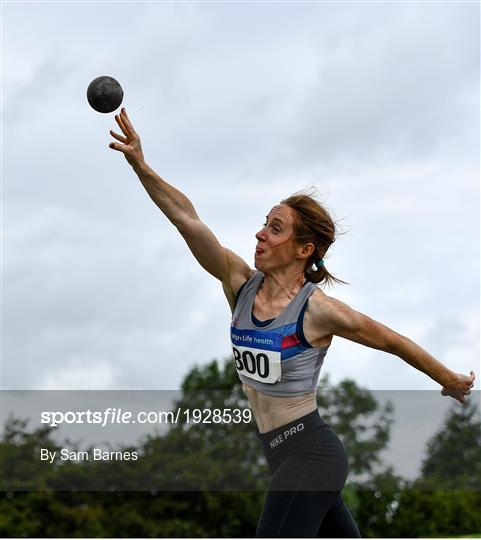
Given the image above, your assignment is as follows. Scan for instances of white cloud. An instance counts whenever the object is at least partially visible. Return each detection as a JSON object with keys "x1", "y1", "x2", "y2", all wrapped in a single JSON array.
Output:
[{"x1": 3, "y1": 2, "x2": 479, "y2": 393}]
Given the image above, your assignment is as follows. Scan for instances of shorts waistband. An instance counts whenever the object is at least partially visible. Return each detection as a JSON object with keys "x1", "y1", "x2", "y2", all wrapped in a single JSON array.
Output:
[{"x1": 256, "y1": 409, "x2": 328, "y2": 454}]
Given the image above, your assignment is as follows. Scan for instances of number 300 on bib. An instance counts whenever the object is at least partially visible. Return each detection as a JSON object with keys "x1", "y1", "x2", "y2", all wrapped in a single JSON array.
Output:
[{"x1": 232, "y1": 345, "x2": 281, "y2": 384}]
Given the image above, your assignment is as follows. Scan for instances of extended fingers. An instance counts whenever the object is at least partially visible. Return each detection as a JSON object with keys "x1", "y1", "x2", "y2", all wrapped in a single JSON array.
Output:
[
  {"x1": 120, "y1": 107, "x2": 135, "y2": 131},
  {"x1": 109, "y1": 142, "x2": 123, "y2": 151},
  {"x1": 115, "y1": 113, "x2": 129, "y2": 136},
  {"x1": 109, "y1": 138, "x2": 128, "y2": 152},
  {"x1": 120, "y1": 108, "x2": 138, "y2": 140},
  {"x1": 110, "y1": 129, "x2": 127, "y2": 143}
]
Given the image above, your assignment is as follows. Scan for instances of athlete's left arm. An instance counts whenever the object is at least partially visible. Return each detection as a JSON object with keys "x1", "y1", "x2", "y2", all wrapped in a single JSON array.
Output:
[{"x1": 314, "y1": 295, "x2": 476, "y2": 404}]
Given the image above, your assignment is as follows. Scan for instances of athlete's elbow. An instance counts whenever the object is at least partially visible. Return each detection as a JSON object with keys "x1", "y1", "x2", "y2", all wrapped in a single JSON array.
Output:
[{"x1": 175, "y1": 216, "x2": 201, "y2": 238}]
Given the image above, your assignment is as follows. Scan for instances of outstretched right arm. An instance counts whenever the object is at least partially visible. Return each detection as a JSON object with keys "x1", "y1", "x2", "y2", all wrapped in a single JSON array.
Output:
[{"x1": 109, "y1": 108, "x2": 252, "y2": 310}]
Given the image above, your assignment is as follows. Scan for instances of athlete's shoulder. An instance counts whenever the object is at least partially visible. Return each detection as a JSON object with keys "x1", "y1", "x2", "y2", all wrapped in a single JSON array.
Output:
[
  {"x1": 306, "y1": 289, "x2": 347, "y2": 322},
  {"x1": 307, "y1": 287, "x2": 330, "y2": 310},
  {"x1": 222, "y1": 251, "x2": 256, "y2": 312},
  {"x1": 307, "y1": 290, "x2": 361, "y2": 334},
  {"x1": 232, "y1": 268, "x2": 256, "y2": 297},
  {"x1": 222, "y1": 248, "x2": 254, "y2": 290}
]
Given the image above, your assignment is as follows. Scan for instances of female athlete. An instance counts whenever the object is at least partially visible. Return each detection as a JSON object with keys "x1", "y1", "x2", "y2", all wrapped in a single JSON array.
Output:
[{"x1": 109, "y1": 108, "x2": 476, "y2": 538}]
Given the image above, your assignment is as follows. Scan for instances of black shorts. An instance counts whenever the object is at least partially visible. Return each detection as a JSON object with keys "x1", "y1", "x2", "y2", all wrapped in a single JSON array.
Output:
[{"x1": 255, "y1": 409, "x2": 361, "y2": 537}]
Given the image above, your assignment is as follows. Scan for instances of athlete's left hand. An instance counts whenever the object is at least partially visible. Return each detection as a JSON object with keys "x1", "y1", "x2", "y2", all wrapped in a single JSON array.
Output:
[{"x1": 441, "y1": 370, "x2": 476, "y2": 404}]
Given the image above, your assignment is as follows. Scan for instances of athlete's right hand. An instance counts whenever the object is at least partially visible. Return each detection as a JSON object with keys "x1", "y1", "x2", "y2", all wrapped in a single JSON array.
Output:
[{"x1": 109, "y1": 108, "x2": 145, "y2": 168}]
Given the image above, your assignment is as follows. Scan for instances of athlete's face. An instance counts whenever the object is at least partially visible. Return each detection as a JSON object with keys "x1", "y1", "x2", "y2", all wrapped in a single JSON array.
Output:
[{"x1": 254, "y1": 205, "x2": 301, "y2": 271}]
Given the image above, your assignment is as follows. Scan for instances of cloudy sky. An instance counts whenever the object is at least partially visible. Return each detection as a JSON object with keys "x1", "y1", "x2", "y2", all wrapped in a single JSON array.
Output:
[{"x1": 3, "y1": 1, "x2": 479, "y2": 399}]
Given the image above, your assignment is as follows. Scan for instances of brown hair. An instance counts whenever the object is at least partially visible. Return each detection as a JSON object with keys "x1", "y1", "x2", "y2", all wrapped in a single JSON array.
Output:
[{"x1": 281, "y1": 187, "x2": 349, "y2": 289}]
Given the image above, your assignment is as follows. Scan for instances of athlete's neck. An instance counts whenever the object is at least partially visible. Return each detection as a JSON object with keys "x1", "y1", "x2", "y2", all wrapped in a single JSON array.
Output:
[{"x1": 259, "y1": 270, "x2": 306, "y2": 303}]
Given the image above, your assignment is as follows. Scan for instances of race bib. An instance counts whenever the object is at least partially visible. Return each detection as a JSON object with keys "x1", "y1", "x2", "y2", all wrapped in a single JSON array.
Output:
[{"x1": 231, "y1": 327, "x2": 282, "y2": 384}]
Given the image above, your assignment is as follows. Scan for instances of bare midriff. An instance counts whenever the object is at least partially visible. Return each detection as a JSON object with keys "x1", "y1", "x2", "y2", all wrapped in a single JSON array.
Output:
[{"x1": 242, "y1": 382, "x2": 317, "y2": 434}]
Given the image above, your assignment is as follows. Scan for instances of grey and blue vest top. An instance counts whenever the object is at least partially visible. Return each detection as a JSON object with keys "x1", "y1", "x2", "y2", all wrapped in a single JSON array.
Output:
[{"x1": 230, "y1": 271, "x2": 330, "y2": 397}]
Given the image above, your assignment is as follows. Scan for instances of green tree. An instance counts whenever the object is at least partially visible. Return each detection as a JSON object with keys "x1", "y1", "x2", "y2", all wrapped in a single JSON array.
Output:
[
  {"x1": 420, "y1": 399, "x2": 481, "y2": 491},
  {"x1": 0, "y1": 417, "x2": 60, "y2": 491},
  {"x1": 389, "y1": 399, "x2": 481, "y2": 537},
  {"x1": 351, "y1": 468, "x2": 407, "y2": 538},
  {"x1": 389, "y1": 489, "x2": 481, "y2": 538},
  {"x1": 316, "y1": 374, "x2": 394, "y2": 480},
  {"x1": 1, "y1": 357, "x2": 399, "y2": 537}
]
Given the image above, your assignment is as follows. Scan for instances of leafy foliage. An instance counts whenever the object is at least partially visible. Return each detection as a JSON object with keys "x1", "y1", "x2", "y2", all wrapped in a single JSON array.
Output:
[{"x1": 1, "y1": 357, "x2": 479, "y2": 537}]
